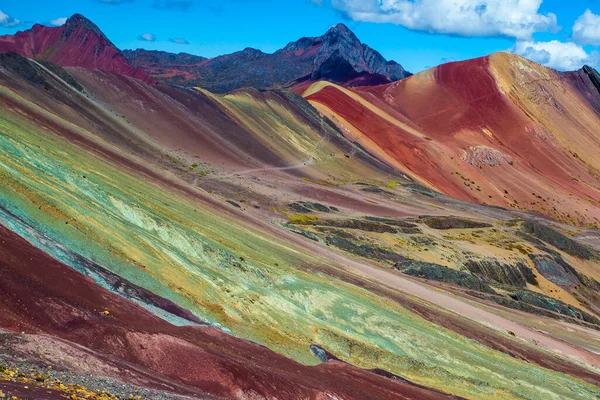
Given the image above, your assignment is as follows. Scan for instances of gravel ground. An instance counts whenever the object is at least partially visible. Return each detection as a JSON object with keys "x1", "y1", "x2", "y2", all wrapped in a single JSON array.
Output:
[{"x1": 0, "y1": 331, "x2": 212, "y2": 400}]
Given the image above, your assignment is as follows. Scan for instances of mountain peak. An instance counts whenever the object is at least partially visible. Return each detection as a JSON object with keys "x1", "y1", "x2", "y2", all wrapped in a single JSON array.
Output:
[
  {"x1": 327, "y1": 23, "x2": 352, "y2": 34},
  {"x1": 313, "y1": 22, "x2": 409, "y2": 83},
  {"x1": 122, "y1": 22, "x2": 410, "y2": 91},
  {"x1": 63, "y1": 14, "x2": 114, "y2": 46},
  {"x1": 323, "y1": 23, "x2": 360, "y2": 44},
  {"x1": 63, "y1": 14, "x2": 106, "y2": 38},
  {"x1": 0, "y1": 14, "x2": 155, "y2": 85}
]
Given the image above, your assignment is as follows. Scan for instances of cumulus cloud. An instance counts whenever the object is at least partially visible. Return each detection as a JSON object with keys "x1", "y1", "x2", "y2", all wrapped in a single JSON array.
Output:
[
  {"x1": 169, "y1": 37, "x2": 189, "y2": 44},
  {"x1": 50, "y1": 17, "x2": 67, "y2": 26},
  {"x1": 0, "y1": 9, "x2": 20, "y2": 27},
  {"x1": 329, "y1": 0, "x2": 558, "y2": 39},
  {"x1": 512, "y1": 40, "x2": 597, "y2": 71},
  {"x1": 572, "y1": 9, "x2": 600, "y2": 46},
  {"x1": 139, "y1": 33, "x2": 156, "y2": 42}
]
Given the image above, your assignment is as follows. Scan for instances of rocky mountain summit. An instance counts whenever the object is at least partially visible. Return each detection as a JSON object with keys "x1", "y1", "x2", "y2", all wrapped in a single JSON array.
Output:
[
  {"x1": 124, "y1": 23, "x2": 411, "y2": 92},
  {"x1": 0, "y1": 14, "x2": 155, "y2": 84}
]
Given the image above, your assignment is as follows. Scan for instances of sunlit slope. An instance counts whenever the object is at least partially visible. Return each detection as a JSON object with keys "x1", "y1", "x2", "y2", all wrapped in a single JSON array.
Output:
[
  {"x1": 306, "y1": 53, "x2": 600, "y2": 226},
  {"x1": 1, "y1": 56, "x2": 599, "y2": 399}
]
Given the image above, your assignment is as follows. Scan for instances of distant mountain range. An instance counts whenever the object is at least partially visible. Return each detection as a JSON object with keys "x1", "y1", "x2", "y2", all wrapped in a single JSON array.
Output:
[
  {"x1": 0, "y1": 15, "x2": 410, "y2": 93},
  {"x1": 123, "y1": 23, "x2": 411, "y2": 92}
]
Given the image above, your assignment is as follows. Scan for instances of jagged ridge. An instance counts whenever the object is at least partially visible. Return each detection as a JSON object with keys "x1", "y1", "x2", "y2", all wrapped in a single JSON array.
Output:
[{"x1": 123, "y1": 23, "x2": 411, "y2": 92}]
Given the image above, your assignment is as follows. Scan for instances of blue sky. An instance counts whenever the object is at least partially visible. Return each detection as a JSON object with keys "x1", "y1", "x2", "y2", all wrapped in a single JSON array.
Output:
[{"x1": 1, "y1": 1, "x2": 600, "y2": 73}]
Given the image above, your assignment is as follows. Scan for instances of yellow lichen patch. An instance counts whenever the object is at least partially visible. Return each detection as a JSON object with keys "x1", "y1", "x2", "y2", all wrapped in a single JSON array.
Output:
[
  {"x1": 0, "y1": 365, "x2": 121, "y2": 400},
  {"x1": 285, "y1": 214, "x2": 321, "y2": 224}
]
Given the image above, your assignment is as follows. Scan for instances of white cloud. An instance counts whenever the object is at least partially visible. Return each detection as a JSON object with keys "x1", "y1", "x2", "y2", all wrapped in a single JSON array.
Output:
[
  {"x1": 330, "y1": 0, "x2": 558, "y2": 39},
  {"x1": 169, "y1": 37, "x2": 189, "y2": 44},
  {"x1": 50, "y1": 17, "x2": 67, "y2": 26},
  {"x1": 0, "y1": 9, "x2": 20, "y2": 27},
  {"x1": 572, "y1": 9, "x2": 600, "y2": 46},
  {"x1": 139, "y1": 33, "x2": 156, "y2": 42},
  {"x1": 512, "y1": 40, "x2": 597, "y2": 71}
]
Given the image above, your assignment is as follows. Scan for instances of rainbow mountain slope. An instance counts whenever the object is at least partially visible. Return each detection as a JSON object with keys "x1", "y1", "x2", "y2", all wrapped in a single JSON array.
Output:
[
  {"x1": 1, "y1": 43, "x2": 600, "y2": 399},
  {"x1": 305, "y1": 52, "x2": 600, "y2": 228}
]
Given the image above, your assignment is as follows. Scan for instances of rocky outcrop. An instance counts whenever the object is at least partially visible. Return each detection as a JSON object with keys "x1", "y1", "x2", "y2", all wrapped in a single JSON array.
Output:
[
  {"x1": 288, "y1": 201, "x2": 339, "y2": 214},
  {"x1": 123, "y1": 23, "x2": 410, "y2": 92},
  {"x1": 468, "y1": 291, "x2": 600, "y2": 328},
  {"x1": 521, "y1": 221, "x2": 595, "y2": 259},
  {"x1": 460, "y1": 145, "x2": 512, "y2": 168},
  {"x1": 464, "y1": 259, "x2": 537, "y2": 287},
  {"x1": 291, "y1": 217, "x2": 420, "y2": 234},
  {"x1": 0, "y1": 14, "x2": 155, "y2": 84},
  {"x1": 398, "y1": 262, "x2": 495, "y2": 294},
  {"x1": 365, "y1": 217, "x2": 422, "y2": 233},
  {"x1": 562, "y1": 65, "x2": 600, "y2": 114},
  {"x1": 325, "y1": 235, "x2": 409, "y2": 264},
  {"x1": 510, "y1": 291, "x2": 597, "y2": 322},
  {"x1": 528, "y1": 254, "x2": 581, "y2": 287},
  {"x1": 419, "y1": 216, "x2": 492, "y2": 230}
]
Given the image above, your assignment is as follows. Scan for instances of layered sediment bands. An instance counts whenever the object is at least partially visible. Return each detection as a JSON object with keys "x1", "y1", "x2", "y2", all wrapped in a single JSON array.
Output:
[
  {"x1": 521, "y1": 221, "x2": 596, "y2": 259},
  {"x1": 2, "y1": 43, "x2": 600, "y2": 398},
  {"x1": 529, "y1": 255, "x2": 582, "y2": 287},
  {"x1": 510, "y1": 291, "x2": 600, "y2": 324},
  {"x1": 398, "y1": 262, "x2": 495, "y2": 294},
  {"x1": 305, "y1": 52, "x2": 600, "y2": 226},
  {"x1": 418, "y1": 216, "x2": 492, "y2": 230},
  {"x1": 464, "y1": 259, "x2": 537, "y2": 287},
  {"x1": 0, "y1": 225, "x2": 456, "y2": 400},
  {"x1": 2, "y1": 73, "x2": 600, "y2": 399},
  {"x1": 467, "y1": 291, "x2": 600, "y2": 329}
]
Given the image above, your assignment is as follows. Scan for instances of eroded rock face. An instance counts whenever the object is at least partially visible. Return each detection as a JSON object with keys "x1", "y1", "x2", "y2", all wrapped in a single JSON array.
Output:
[
  {"x1": 460, "y1": 145, "x2": 512, "y2": 168},
  {"x1": 529, "y1": 255, "x2": 581, "y2": 287},
  {"x1": 399, "y1": 262, "x2": 495, "y2": 294},
  {"x1": 288, "y1": 201, "x2": 339, "y2": 214},
  {"x1": 292, "y1": 218, "x2": 405, "y2": 234},
  {"x1": 469, "y1": 291, "x2": 600, "y2": 327},
  {"x1": 510, "y1": 291, "x2": 587, "y2": 321},
  {"x1": 325, "y1": 235, "x2": 410, "y2": 264},
  {"x1": 419, "y1": 216, "x2": 492, "y2": 230},
  {"x1": 521, "y1": 221, "x2": 595, "y2": 259},
  {"x1": 562, "y1": 65, "x2": 600, "y2": 114},
  {"x1": 464, "y1": 259, "x2": 537, "y2": 287}
]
